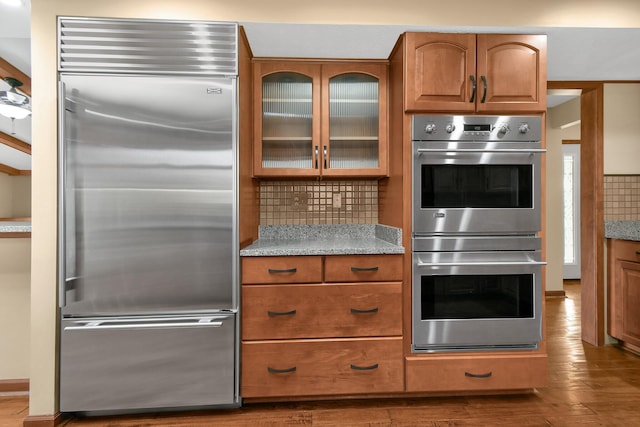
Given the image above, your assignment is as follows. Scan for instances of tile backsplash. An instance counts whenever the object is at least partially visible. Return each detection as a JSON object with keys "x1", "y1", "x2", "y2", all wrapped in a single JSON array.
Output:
[
  {"x1": 604, "y1": 175, "x2": 640, "y2": 220},
  {"x1": 259, "y1": 180, "x2": 378, "y2": 225}
]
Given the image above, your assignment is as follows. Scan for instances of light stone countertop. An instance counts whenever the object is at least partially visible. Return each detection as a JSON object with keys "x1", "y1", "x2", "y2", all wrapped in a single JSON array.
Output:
[
  {"x1": 0, "y1": 221, "x2": 32, "y2": 233},
  {"x1": 240, "y1": 224, "x2": 404, "y2": 256},
  {"x1": 605, "y1": 220, "x2": 640, "y2": 242}
]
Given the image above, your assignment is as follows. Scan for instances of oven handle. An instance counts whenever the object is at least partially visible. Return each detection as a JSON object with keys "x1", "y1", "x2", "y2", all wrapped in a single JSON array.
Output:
[
  {"x1": 417, "y1": 148, "x2": 546, "y2": 153},
  {"x1": 417, "y1": 261, "x2": 547, "y2": 267}
]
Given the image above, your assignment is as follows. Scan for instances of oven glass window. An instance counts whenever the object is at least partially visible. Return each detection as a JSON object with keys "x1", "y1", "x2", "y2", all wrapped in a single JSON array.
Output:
[
  {"x1": 420, "y1": 274, "x2": 534, "y2": 319},
  {"x1": 421, "y1": 165, "x2": 533, "y2": 208}
]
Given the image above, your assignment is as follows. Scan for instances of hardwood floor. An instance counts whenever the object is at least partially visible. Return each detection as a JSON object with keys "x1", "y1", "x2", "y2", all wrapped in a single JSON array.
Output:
[{"x1": 3, "y1": 283, "x2": 640, "y2": 426}]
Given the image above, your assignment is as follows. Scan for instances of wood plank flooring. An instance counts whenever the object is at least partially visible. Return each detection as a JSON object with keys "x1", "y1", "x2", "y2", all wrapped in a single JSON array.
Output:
[{"x1": 3, "y1": 283, "x2": 640, "y2": 426}]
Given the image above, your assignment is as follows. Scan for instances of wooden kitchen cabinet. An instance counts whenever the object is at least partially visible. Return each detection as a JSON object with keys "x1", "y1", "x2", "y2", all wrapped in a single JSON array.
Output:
[
  {"x1": 253, "y1": 61, "x2": 388, "y2": 177},
  {"x1": 242, "y1": 338, "x2": 404, "y2": 398},
  {"x1": 405, "y1": 353, "x2": 547, "y2": 392},
  {"x1": 607, "y1": 239, "x2": 640, "y2": 352},
  {"x1": 242, "y1": 282, "x2": 402, "y2": 340},
  {"x1": 404, "y1": 33, "x2": 546, "y2": 112},
  {"x1": 240, "y1": 254, "x2": 403, "y2": 399}
]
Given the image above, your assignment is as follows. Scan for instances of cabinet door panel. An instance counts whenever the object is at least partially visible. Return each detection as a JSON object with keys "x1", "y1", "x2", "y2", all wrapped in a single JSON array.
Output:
[
  {"x1": 324, "y1": 254, "x2": 403, "y2": 282},
  {"x1": 241, "y1": 256, "x2": 323, "y2": 284},
  {"x1": 406, "y1": 354, "x2": 547, "y2": 392},
  {"x1": 242, "y1": 338, "x2": 404, "y2": 398},
  {"x1": 253, "y1": 62, "x2": 321, "y2": 177},
  {"x1": 476, "y1": 34, "x2": 547, "y2": 112},
  {"x1": 621, "y1": 261, "x2": 640, "y2": 347},
  {"x1": 321, "y1": 63, "x2": 388, "y2": 177},
  {"x1": 242, "y1": 282, "x2": 402, "y2": 340},
  {"x1": 405, "y1": 33, "x2": 476, "y2": 112}
]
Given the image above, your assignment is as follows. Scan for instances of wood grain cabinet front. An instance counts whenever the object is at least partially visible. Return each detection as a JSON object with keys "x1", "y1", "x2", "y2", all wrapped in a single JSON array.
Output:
[
  {"x1": 405, "y1": 354, "x2": 547, "y2": 392},
  {"x1": 241, "y1": 282, "x2": 402, "y2": 340},
  {"x1": 241, "y1": 337, "x2": 404, "y2": 398},
  {"x1": 404, "y1": 32, "x2": 546, "y2": 112},
  {"x1": 240, "y1": 254, "x2": 404, "y2": 399},
  {"x1": 324, "y1": 254, "x2": 402, "y2": 282},
  {"x1": 241, "y1": 256, "x2": 323, "y2": 284},
  {"x1": 607, "y1": 239, "x2": 640, "y2": 351}
]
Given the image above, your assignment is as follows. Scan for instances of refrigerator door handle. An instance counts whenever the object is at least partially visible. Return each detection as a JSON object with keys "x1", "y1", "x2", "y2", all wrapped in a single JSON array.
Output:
[
  {"x1": 64, "y1": 316, "x2": 227, "y2": 331},
  {"x1": 58, "y1": 80, "x2": 67, "y2": 308}
]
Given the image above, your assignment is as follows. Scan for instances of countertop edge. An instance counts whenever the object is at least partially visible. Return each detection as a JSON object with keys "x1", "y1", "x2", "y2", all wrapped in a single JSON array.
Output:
[
  {"x1": 240, "y1": 224, "x2": 405, "y2": 257},
  {"x1": 604, "y1": 220, "x2": 640, "y2": 242}
]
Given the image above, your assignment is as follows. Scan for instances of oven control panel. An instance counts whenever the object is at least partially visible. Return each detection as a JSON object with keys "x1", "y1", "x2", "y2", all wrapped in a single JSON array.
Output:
[{"x1": 413, "y1": 115, "x2": 541, "y2": 142}]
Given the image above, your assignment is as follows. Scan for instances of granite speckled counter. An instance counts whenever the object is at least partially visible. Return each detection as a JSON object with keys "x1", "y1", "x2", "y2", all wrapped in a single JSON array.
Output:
[
  {"x1": 605, "y1": 220, "x2": 640, "y2": 242},
  {"x1": 240, "y1": 224, "x2": 404, "y2": 256},
  {"x1": 0, "y1": 221, "x2": 32, "y2": 235}
]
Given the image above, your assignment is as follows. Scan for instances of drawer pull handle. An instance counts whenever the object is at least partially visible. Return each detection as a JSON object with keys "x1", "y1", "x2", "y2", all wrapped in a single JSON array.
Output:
[
  {"x1": 465, "y1": 371, "x2": 492, "y2": 379},
  {"x1": 350, "y1": 307, "x2": 379, "y2": 314},
  {"x1": 350, "y1": 363, "x2": 379, "y2": 371},
  {"x1": 636, "y1": 251, "x2": 640, "y2": 256},
  {"x1": 350, "y1": 266, "x2": 379, "y2": 272},
  {"x1": 268, "y1": 267, "x2": 297, "y2": 274},
  {"x1": 268, "y1": 366, "x2": 297, "y2": 374},
  {"x1": 267, "y1": 309, "x2": 297, "y2": 317}
]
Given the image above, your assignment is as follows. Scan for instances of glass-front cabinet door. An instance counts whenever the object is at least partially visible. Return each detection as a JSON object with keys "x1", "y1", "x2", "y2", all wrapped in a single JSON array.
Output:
[
  {"x1": 321, "y1": 63, "x2": 388, "y2": 177},
  {"x1": 253, "y1": 61, "x2": 387, "y2": 177},
  {"x1": 253, "y1": 62, "x2": 321, "y2": 177}
]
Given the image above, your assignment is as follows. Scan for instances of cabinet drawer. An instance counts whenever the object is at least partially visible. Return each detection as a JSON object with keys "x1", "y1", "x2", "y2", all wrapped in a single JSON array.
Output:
[
  {"x1": 242, "y1": 256, "x2": 322, "y2": 284},
  {"x1": 241, "y1": 338, "x2": 404, "y2": 398},
  {"x1": 242, "y1": 282, "x2": 402, "y2": 340},
  {"x1": 324, "y1": 255, "x2": 402, "y2": 282},
  {"x1": 405, "y1": 354, "x2": 547, "y2": 392},
  {"x1": 610, "y1": 239, "x2": 640, "y2": 263}
]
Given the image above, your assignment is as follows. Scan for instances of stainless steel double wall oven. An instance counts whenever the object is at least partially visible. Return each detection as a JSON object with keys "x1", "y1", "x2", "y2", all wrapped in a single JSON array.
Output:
[{"x1": 411, "y1": 115, "x2": 545, "y2": 352}]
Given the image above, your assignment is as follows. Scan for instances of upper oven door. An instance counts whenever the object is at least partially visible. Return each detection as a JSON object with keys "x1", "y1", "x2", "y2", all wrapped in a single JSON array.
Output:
[{"x1": 412, "y1": 139, "x2": 542, "y2": 235}]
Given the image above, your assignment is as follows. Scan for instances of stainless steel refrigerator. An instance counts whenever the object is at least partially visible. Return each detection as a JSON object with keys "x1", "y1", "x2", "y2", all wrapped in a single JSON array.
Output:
[{"x1": 57, "y1": 19, "x2": 240, "y2": 413}]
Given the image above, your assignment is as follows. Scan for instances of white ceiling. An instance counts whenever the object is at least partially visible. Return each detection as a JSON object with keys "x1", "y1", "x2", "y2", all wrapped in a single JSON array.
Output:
[{"x1": 2, "y1": 1, "x2": 640, "y2": 170}]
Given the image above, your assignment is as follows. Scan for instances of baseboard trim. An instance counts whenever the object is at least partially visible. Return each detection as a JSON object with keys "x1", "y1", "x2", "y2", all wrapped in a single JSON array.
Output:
[
  {"x1": 0, "y1": 378, "x2": 29, "y2": 392},
  {"x1": 546, "y1": 290, "x2": 567, "y2": 298},
  {"x1": 23, "y1": 413, "x2": 63, "y2": 427}
]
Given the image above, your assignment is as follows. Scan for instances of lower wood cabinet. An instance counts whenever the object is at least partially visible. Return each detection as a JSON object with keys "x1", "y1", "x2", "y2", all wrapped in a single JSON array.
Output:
[
  {"x1": 241, "y1": 254, "x2": 404, "y2": 399},
  {"x1": 405, "y1": 353, "x2": 547, "y2": 392},
  {"x1": 242, "y1": 282, "x2": 402, "y2": 340},
  {"x1": 242, "y1": 337, "x2": 404, "y2": 398},
  {"x1": 608, "y1": 239, "x2": 640, "y2": 350}
]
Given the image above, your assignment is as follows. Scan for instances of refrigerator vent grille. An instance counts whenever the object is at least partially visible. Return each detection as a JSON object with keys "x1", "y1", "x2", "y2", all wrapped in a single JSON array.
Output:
[{"x1": 58, "y1": 17, "x2": 238, "y2": 75}]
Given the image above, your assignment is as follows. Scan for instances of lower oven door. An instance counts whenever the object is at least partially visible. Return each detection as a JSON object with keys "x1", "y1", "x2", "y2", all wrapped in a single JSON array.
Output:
[{"x1": 412, "y1": 251, "x2": 544, "y2": 352}]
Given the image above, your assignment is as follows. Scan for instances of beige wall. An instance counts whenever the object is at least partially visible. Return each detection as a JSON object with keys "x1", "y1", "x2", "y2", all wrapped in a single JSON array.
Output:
[
  {"x1": 0, "y1": 174, "x2": 10, "y2": 217},
  {"x1": 0, "y1": 175, "x2": 31, "y2": 217},
  {"x1": 604, "y1": 83, "x2": 640, "y2": 175},
  {"x1": 0, "y1": 173, "x2": 31, "y2": 380},
  {"x1": 11, "y1": 176, "x2": 32, "y2": 217},
  {"x1": 30, "y1": 0, "x2": 640, "y2": 417},
  {"x1": 0, "y1": 238, "x2": 31, "y2": 380}
]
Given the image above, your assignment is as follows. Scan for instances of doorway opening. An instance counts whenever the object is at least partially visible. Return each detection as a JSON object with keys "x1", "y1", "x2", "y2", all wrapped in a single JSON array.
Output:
[
  {"x1": 548, "y1": 81, "x2": 605, "y2": 347},
  {"x1": 562, "y1": 141, "x2": 581, "y2": 280}
]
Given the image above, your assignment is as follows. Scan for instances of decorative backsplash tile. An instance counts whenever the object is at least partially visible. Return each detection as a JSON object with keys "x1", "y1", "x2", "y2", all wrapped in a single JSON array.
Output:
[
  {"x1": 259, "y1": 180, "x2": 378, "y2": 225},
  {"x1": 604, "y1": 175, "x2": 640, "y2": 220}
]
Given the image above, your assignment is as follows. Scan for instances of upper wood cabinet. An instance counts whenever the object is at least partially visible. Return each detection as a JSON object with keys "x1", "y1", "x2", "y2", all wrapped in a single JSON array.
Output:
[
  {"x1": 253, "y1": 61, "x2": 388, "y2": 178},
  {"x1": 404, "y1": 33, "x2": 547, "y2": 113}
]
